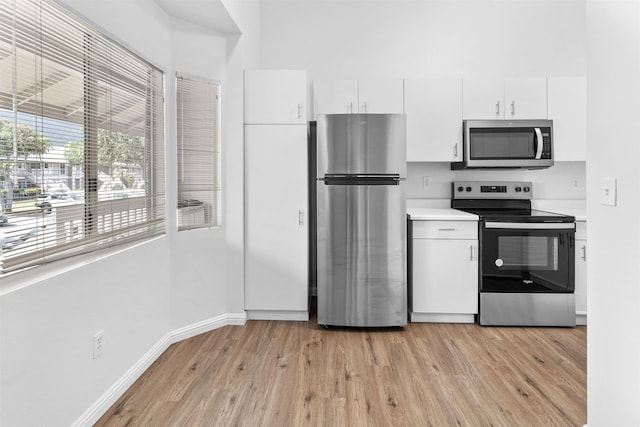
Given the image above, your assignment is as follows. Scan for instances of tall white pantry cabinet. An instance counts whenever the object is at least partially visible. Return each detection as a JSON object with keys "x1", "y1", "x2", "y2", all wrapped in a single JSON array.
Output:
[{"x1": 244, "y1": 70, "x2": 309, "y2": 320}]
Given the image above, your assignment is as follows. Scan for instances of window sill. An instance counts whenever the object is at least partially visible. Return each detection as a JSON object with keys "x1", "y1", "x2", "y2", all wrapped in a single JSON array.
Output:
[{"x1": 0, "y1": 235, "x2": 166, "y2": 297}]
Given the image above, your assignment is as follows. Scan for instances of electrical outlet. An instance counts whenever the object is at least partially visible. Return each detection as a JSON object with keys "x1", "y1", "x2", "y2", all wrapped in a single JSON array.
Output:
[
  {"x1": 93, "y1": 330, "x2": 104, "y2": 359},
  {"x1": 571, "y1": 177, "x2": 580, "y2": 189},
  {"x1": 422, "y1": 176, "x2": 431, "y2": 188},
  {"x1": 601, "y1": 178, "x2": 617, "y2": 207}
]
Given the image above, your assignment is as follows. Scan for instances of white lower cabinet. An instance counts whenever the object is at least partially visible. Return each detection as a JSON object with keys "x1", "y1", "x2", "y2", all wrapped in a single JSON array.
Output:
[
  {"x1": 575, "y1": 221, "x2": 587, "y2": 325},
  {"x1": 244, "y1": 124, "x2": 309, "y2": 320},
  {"x1": 410, "y1": 220, "x2": 478, "y2": 323}
]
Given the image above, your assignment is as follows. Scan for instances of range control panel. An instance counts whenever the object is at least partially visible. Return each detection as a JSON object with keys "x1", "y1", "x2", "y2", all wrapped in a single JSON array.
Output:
[{"x1": 452, "y1": 181, "x2": 533, "y2": 199}]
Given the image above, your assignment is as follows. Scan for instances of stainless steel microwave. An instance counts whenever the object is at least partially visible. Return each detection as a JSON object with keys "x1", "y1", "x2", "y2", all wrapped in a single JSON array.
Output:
[{"x1": 451, "y1": 119, "x2": 554, "y2": 170}]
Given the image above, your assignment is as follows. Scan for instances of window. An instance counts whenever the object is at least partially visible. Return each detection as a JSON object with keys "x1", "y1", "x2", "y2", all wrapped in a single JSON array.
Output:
[
  {"x1": 176, "y1": 74, "x2": 220, "y2": 230},
  {"x1": 0, "y1": 0, "x2": 165, "y2": 274}
]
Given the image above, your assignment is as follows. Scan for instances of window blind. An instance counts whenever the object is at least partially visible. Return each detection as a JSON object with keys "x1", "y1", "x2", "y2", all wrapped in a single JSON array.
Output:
[
  {"x1": 176, "y1": 74, "x2": 220, "y2": 231},
  {"x1": 0, "y1": 0, "x2": 165, "y2": 274}
]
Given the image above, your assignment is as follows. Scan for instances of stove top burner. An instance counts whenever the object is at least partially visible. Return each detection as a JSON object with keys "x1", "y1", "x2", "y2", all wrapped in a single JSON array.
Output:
[{"x1": 454, "y1": 207, "x2": 575, "y2": 222}]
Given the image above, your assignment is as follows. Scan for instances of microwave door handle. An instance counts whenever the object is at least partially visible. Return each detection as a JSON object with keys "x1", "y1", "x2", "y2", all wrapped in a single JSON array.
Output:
[{"x1": 534, "y1": 127, "x2": 543, "y2": 160}]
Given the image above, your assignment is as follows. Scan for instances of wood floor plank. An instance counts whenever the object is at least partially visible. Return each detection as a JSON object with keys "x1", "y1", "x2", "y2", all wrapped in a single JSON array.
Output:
[{"x1": 96, "y1": 316, "x2": 586, "y2": 427}]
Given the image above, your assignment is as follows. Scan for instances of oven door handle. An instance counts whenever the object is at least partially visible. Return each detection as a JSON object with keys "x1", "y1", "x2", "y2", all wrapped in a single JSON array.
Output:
[{"x1": 485, "y1": 221, "x2": 575, "y2": 230}]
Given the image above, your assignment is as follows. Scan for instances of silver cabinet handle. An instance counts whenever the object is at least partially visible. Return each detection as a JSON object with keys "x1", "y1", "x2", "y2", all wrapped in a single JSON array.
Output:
[
  {"x1": 453, "y1": 143, "x2": 458, "y2": 159},
  {"x1": 470, "y1": 244, "x2": 474, "y2": 261},
  {"x1": 349, "y1": 102, "x2": 353, "y2": 113},
  {"x1": 298, "y1": 210, "x2": 304, "y2": 226},
  {"x1": 581, "y1": 245, "x2": 587, "y2": 261},
  {"x1": 362, "y1": 102, "x2": 367, "y2": 113},
  {"x1": 437, "y1": 228, "x2": 457, "y2": 231},
  {"x1": 297, "y1": 103, "x2": 302, "y2": 119},
  {"x1": 511, "y1": 100, "x2": 515, "y2": 116},
  {"x1": 496, "y1": 100, "x2": 500, "y2": 116}
]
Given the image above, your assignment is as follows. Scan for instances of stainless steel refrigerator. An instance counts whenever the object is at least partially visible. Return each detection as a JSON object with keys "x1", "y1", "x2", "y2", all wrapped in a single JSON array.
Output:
[{"x1": 316, "y1": 113, "x2": 407, "y2": 327}]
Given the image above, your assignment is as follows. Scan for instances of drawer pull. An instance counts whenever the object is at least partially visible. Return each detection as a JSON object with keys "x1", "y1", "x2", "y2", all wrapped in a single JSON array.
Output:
[{"x1": 438, "y1": 228, "x2": 457, "y2": 231}]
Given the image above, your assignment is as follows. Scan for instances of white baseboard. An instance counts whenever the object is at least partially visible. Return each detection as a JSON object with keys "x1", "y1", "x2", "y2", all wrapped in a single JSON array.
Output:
[
  {"x1": 72, "y1": 312, "x2": 248, "y2": 427},
  {"x1": 246, "y1": 309, "x2": 309, "y2": 321},
  {"x1": 170, "y1": 312, "x2": 247, "y2": 342},
  {"x1": 576, "y1": 312, "x2": 587, "y2": 326},
  {"x1": 410, "y1": 312, "x2": 475, "y2": 323}
]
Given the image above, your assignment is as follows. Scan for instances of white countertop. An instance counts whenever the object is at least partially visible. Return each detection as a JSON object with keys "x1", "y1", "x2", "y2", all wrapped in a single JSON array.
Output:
[
  {"x1": 532, "y1": 200, "x2": 587, "y2": 221},
  {"x1": 407, "y1": 208, "x2": 478, "y2": 221},
  {"x1": 407, "y1": 199, "x2": 586, "y2": 221}
]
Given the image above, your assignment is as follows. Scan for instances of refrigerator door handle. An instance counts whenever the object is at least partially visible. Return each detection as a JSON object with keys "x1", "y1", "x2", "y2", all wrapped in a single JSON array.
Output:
[{"x1": 321, "y1": 174, "x2": 403, "y2": 186}]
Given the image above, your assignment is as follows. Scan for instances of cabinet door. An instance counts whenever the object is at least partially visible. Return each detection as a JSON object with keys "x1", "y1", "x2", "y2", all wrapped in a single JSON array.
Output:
[
  {"x1": 462, "y1": 78, "x2": 504, "y2": 119},
  {"x1": 505, "y1": 77, "x2": 547, "y2": 119},
  {"x1": 244, "y1": 70, "x2": 307, "y2": 124},
  {"x1": 245, "y1": 125, "x2": 308, "y2": 312},
  {"x1": 313, "y1": 79, "x2": 358, "y2": 116},
  {"x1": 405, "y1": 78, "x2": 463, "y2": 161},
  {"x1": 548, "y1": 76, "x2": 586, "y2": 161},
  {"x1": 357, "y1": 79, "x2": 404, "y2": 113},
  {"x1": 412, "y1": 238, "x2": 478, "y2": 314}
]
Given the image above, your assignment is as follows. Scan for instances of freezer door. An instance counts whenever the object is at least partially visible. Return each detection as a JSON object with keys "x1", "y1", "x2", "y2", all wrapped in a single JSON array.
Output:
[
  {"x1": 317, "y1": 114, "x2": 407, "y2": 176},
  {"x1": 317, "y1": 181, "x2": 407, "y2": 327}
]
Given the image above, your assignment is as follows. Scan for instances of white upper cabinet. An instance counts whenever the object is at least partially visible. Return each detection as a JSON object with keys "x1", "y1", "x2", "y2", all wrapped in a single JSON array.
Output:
[
  {"x1": 313, "y1": 79, "x2": 358, "y2": 115},
  {"x1": 505, "y1": 78, "x2": 548, "y2": 119},
  {"x1": 462, "y1": 77, "x2": 505, "y2": 120},
  {"x1": 463, "y1": 77, "x2": 547, "y2": 120},
  {"x1": 313, "y1": 78, "x2": 404, "y2": 116},
  {"x1": 244, "y1": 69, "x2": 307, "y2": 124},
  {"x1": 405, "y1": 78, "x2": 463, "y2": 161},
  {"x1": 357, "y1": 79, "x2": 405, "y2": 114},
  {"x1": 547, "y1": 76, "x2": 586, "y2": 161}
]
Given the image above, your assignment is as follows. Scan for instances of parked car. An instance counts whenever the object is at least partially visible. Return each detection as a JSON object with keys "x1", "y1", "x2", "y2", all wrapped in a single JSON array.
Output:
[
  {"x1": 0, "y1": 227, "x2": 42, "y2": 252},
  {"x1": 35, "y1": 193, "x2": 77, "y2": 213}
]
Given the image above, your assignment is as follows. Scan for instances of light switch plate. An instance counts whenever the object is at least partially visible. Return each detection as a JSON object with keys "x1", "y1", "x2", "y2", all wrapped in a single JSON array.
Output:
[{"x1": 601, "y1": 177, "x2": 617, "y2": 206}]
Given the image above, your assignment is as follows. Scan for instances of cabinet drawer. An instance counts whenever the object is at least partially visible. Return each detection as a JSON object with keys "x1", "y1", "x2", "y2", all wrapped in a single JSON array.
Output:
[
  {"x1": 412, "y1": 220, "x2": 478, "y2": 239},
  {"x1": 575, "y1": 221, "x2": 587, "y2": 240}
]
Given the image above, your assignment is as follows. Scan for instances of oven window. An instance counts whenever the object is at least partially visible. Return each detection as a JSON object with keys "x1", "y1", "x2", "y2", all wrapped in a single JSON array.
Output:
[
  {"x1": 498, "y1": 236, "x2": 558, "y2": 270},
  {"x1": 469, "y1": 128, "x2": 535, "y2": 159}
]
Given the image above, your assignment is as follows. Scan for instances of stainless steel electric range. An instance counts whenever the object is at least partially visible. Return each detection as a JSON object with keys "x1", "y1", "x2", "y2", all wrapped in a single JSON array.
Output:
[{"x1": 451, "y1": 181, "x2": 576, "y2": 327}]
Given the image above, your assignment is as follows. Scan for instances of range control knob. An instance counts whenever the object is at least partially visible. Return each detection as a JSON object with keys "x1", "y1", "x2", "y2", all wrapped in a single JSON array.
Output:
[
  {"x1": 466, "y1": 186, "x2": 472, "y2": 192},
  {"x1": 457, "y1": 186, "x2": 464, "y2": 192},
  {"x1": 515, "y1": 187, "x2": 522, "y2": 192},
  {"x1": 523, "y1": 186, "x2": 531, "y2": 192}
]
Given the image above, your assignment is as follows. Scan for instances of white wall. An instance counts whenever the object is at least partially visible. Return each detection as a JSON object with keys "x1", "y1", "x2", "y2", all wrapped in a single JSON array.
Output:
[
  {"x1": 259, "y1": 0, "x2": 586, "y2": 80},
  {"x1": 0, "y1": 242, "x2": 171, "y2": 426},
  {"x1": 222, "y1": 0, "x2": 262, "y2": 314},
  {"x1": 586, "y1": 1, "x2": 640, "y2": 425},
  {"x1": 168, "y1": 18, "x2": 235, "y2": 329},
  {"x1": 0, "y1": 0, "x2": 250, "y2": 425}
]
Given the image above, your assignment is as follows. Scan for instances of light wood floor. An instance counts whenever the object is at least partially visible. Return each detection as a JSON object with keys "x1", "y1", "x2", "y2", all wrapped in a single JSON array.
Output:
[{"x1": 96, "y1": 314, "x2": 586, "y2": 426}]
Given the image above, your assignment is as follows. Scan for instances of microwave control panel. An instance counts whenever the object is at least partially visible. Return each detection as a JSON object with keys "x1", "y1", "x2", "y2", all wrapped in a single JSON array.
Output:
[{"x1": 541, "y1": 127, "x2": 552, "y2": 159}]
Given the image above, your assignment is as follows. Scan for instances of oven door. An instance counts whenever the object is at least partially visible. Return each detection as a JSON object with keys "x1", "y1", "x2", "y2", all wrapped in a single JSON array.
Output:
[{"x1": 480, "y1": 221, "x2": 575, "y2": 293}]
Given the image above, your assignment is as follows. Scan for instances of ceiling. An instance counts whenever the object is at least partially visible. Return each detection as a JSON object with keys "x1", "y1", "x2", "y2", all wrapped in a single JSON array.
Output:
[{"x1": 153, "y1": 0, "x2": 241, "y2": 35}]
